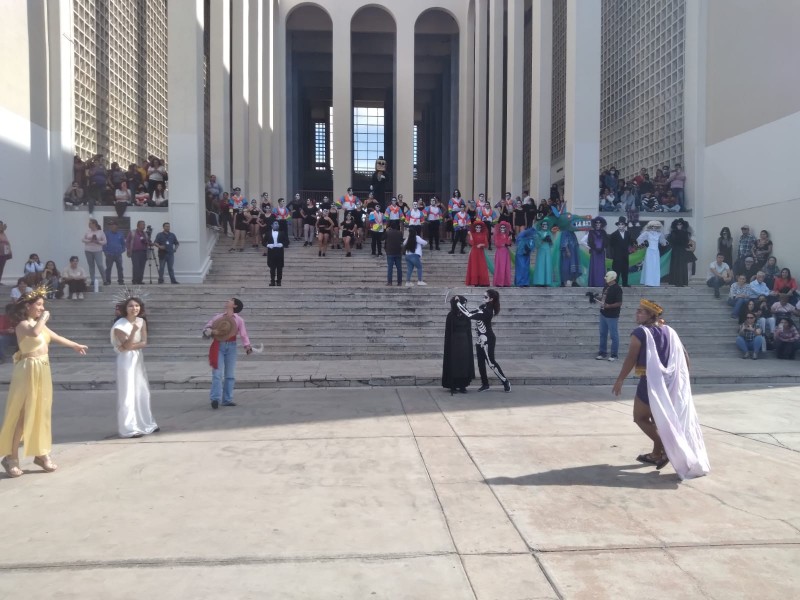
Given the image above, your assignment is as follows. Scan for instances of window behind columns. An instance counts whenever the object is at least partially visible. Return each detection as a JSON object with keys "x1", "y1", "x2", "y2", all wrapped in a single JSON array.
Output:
[{"x1": 353, "y1": 106, "x2": 385, "y2": 176}]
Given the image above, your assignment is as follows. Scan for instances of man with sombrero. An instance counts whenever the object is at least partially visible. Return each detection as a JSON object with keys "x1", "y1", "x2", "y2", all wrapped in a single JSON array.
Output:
[
  {"x1": 612, "y1": 299, "x2": 710, "y2": 480},
  {"x1": 202, "y1": 298, "x2": 252, "y2": 409}
]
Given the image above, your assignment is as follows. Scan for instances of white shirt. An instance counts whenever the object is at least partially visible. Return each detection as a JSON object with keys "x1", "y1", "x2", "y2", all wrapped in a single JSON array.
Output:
[
  {"x1": 708, "y1": 261, "x2": 730, "y2": 278},
  {"x1": 405, "y1": 235, "x2": 428, "y2": 256}
]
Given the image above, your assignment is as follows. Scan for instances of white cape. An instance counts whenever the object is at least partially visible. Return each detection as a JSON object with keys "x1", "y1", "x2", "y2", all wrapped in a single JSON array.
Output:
[{"x1": 642, "y1": 326, "x2": 710, "y2": 480}]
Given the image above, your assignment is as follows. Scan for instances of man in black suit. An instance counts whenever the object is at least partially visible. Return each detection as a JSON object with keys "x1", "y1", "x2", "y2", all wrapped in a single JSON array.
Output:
[
  {"x1": 608, "y1": 217, "x2": 631, "y2": 287},
  {"x1": 263, "y1": 221, "x2": 289, "y2": 286}
]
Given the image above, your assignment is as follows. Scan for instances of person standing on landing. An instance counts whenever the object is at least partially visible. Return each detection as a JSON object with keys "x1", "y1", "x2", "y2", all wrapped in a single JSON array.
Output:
[
  {"x1": 596, "y1": 271, "x2": 623, "y2": 361},
  {"x1": 203, "y1": 298, "x2": 253, "y2": 409},
  {"x1": 456, "y1": 289, "x2": 511, "y2": 393},
  {"x1": 612, "y1": 299, "x2": 710, "y2": 480}
]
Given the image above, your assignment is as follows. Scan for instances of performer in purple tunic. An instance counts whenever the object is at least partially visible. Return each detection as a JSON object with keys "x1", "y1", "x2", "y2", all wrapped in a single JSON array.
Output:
[{"x1": 581, "y1": 216, "x2": 608, "y2": 287}]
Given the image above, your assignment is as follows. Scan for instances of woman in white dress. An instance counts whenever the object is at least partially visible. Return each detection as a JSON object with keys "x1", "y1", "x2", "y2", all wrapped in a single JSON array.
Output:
[
  {"x1": 112, "y1": 297, "x2": 158, "y2": 438},
  {"x1": 637, "y1": 221, "x2": 668, "y2": 287}
]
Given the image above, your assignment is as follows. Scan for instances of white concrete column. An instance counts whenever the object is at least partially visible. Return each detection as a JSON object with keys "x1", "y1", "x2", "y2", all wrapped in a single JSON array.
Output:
[
  {"x1": 564, "y1": 0, "x2": 601, "y2": 218},
  {"x1": 395, "y1": 16, "x2": 415, "y2": 203},
  {"x1": 471, "y1": 0, "x2": 488, "y2": 197},
  {"x1": 260, "y1": 0, "x2": 273, "y2": 198},
  {"x1": 683, "y1": 0, "x2": 708, "y2": 257},
  {"x1": 505, "y1": 0, "x2": 524, "y2": 197},
  {"x1": 457, "y1": 4, "x2": 476, "y2": 200},
  {"x1": 231, "y1": 0, "x2": 249, "y2": 193},
  {"x1": 210, "y1": 0, "x2": 231, "y2": 191},
  {"x1": 331, "y1": 10, "x2": 353, "y2": 196},
  {"x1": 247, "y1": 0, "x2": 263, "y2": 197},
  {"x1": 272, "y1": 2, "x2": 287, "y2": 199},
  {"x1": 486, "y1": 0, "x2": 504, "y2": 202},
  {"x1": 168, "y1": 0, "x2": 211, "y2": 282},
  {"x1": 530, "y1": 0, "x2": 552, "y2": 201}
]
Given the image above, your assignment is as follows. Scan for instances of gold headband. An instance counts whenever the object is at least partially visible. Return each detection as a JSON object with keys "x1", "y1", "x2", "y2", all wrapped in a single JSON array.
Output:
[
  {"x1": 639, "y1": 299, "x2": 664, "y2": 316},
  {"x1": 17, "y1": 283, "x2": 50, "y2": 304}
]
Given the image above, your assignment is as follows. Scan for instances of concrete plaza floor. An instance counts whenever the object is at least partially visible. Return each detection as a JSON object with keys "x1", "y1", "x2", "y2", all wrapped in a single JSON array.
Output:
[{"x1": 1, "y1": 383, "x2": 799, "y2": 599}]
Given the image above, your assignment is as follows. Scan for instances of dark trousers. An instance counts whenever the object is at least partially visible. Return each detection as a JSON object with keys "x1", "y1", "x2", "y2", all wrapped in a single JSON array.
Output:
[
  {"x1": 158, "y1": 252, "x2": 177, "y2": 283},
  {"x1": 386, "y1": 255, "x2": 402, "y2": 284},
  {"x1": 219, "y1": 210, "x2": 232, "y2": 235},
  {"x1": 131, "y1": 250, "x2": 147, "y2": 284},
  {"x1": 611, "y1": 257, "x2": 629, "y2": 286},
  {"x1": 371, "y1": 231, "x2": 383, "y2": 255},
  {"x1": 269, "y1": 266, "x2": 283, "y2": 283},
  {"x1": 486, "y1": 224, "x2": 493, "y2": 249},
  {"x1": 427, "y1": 221, "x2": 440, "y2": 249},
  {"x1": 409, "y1": 225, "x2": 422, "y2": 239},
  {"x1": 60, "y1": 278, "x2": 87, "y2": 297},
  {"x1": 451, "y1": 229, "x2": 467, "y2": 252},
  {"x1": 476, "y1": 333, "x2": 507, "y2": 386},
  {"x1": 0, "y1": 257, "x2": 6, "y2": 284},
  {"x1": 105, "y1": 253, "x2": 124, "y2": 284},
  {"x1": 267, "y1": 247, "x2": 284, "y2": 283}
]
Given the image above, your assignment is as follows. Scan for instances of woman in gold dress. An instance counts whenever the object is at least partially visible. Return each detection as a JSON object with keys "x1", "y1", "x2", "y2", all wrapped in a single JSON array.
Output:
[{"x1": 0, "y1": 287, "x2": 88, "y2": 477}]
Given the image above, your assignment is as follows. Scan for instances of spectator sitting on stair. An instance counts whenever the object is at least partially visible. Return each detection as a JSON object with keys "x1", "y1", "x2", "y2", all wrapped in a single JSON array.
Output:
[
  {"x1": 733, "y1": 256, "x2": 758, "y2": 282},
  {"x1": 736, "y1": 313, "x2": 763, "y2": 360},
  {"x1": 728, "y1": 274, "x2": 750, "y2": 318},
  {"x1": 773, "y1": 317, "x2": 800, "y2": 360},
  {"x1": 707, "y1": 253, "x2": 732, "y2": 298},
  {"x1": 748, "y1": 271, "x2": 771, "y2": 299}
]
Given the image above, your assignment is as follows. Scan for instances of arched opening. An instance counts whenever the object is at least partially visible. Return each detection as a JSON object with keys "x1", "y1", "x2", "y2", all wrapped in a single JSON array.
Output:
[
  {"x1": 414, "y1": 9, "x2": 459, "y2": 202},
  {"x1": 286, "y1": 4, "x2": 333, "y2": 200},
  {"x1": 351, "y1": 6, "x2": 396, "y2": 204}
]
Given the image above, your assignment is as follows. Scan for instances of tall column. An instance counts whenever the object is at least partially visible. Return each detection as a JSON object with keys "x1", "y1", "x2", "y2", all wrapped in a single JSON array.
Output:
[
  {"x1": 457, "y1": 4, "x2": 475, "y2": 200},
  {"x1": 260, "y1": 0, "x2": 273, "y2": 198},
  {"x1": 530, "y1": 0, "x2": 553, "y2": 200},
  {"x1": 505, "y1": 0, "x2": 524, "y2": 197},
  {"x1": 210, "y1": 0, "x2": 231, "y2": 191},
  {"x1": 168, "y1": 0, "x2": 211, "y2": 282},
  {"x1": 472, "y1": 0, "x2": 488, "y2": 197},
  {"x1": 564, "y1": 0, "x2": 601, "y2": 218},
  {"x1": 486, "y1": 0, "x2": 504, "y2": 202},
  {"x1": 231, "y1": 0, "x2": 249, "y2": 192},
  {"x1": 272, "y1": 4, "x2": 287, "y2": 199},
  {"x1": 247, "y1": 0, "x2": 263, "y2": 197},
  {"x1": 395, "y1": 17, "x2": 415, "y2": 202},
  {"x1": 331, "y1": 10, "x2": 353, "y2": 196}
]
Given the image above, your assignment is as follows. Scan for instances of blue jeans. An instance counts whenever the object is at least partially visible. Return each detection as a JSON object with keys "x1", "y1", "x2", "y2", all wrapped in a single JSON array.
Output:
[
  {"x1": 405, "y1": 254, "x2": 423, "y2": 282},
  {"x1": 386, "y1": 255, "x2": 402, "y2": 284},
  {"x1": 672, "y1": 188, "x2": 685, "y2": 210},
  {"x1": 736, "y1": 335, "x2": 764, "y2": 355},
  {"x1": 158, "y1": 252, "x2": 176, "y2": 283},
  {"x1": 598, "y1": 315, "x2": 619, "y2": 357},
  {"x1": 210, "y1": 341, "x2": 238, "y2": 404},
  {"x1": 84, "y1": 250, "x2": 105, "y2": 285},
  {"x1": 728, "y1": 297, "x2": 747, "y2": 318}
]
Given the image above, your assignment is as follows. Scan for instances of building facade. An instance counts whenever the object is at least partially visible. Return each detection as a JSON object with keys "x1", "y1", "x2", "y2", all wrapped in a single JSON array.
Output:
[{"x1": 1, "y1": 0, "x2": 798, "y2": 283}]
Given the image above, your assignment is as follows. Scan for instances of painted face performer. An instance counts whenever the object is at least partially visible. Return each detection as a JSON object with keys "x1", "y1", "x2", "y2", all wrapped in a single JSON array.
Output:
[
  {"x1": 271, "y1": 198, "x2": 291, "y2": 248},
  {"x1": 455, "y1": 290, "x2": 511, "y2": 392},
  {"x1": 441, "y1": 295, "x2": 475, "y2": 395},
  {"x1": 514, "y1": 228, "x2": 537, "y2": 287},
  {"x1": 465, "y1": 221, "x2": 491, "y2": 287},
  {"x1": 202, "y1": 298, "x2": 253, "y2": 410},
  {"x1": 424, "y1": 197, "x2": 442, "y2": 251},
  {"x1": 492, "y1": 222, "x2": 513, "y2": 287},
  {"x1": 264, "y1": 221, "x2": 288, "y2": 286},
  {"x1": 612, "y1": 299, "x2": 710, "y2": 480},
  {"x1": 406, "y1": 199, "x2": 424, "y2": 238},
  {"x1": 580, "y1": 216, "x2": 609, "y2": 287},
  {"x1": 384, "y1": 197, "x2": 406, "y2": 228},
  {"x1": 368, "y1": 202, "x2": 385, "y2": 256},
  {"x1": 636, "y1": 220, "x2": 668, "y2": 287},
  {"x1": 0, "y1": 285, "x2": 89, "y2": 477},
  {"x1": 477, "y1": 196, "x2": 496, "y2": 250},
  {"x1": 449, "y1": 205, "x2": 470, "y2": 254}
]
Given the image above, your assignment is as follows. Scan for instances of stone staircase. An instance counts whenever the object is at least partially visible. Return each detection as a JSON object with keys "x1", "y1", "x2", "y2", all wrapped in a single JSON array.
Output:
[{"x1": 39, "y1": 232, "x2": 738, "y2": 364}]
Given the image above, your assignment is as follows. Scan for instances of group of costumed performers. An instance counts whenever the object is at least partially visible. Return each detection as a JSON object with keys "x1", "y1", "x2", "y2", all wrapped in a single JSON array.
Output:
[
  {"x1": 613, "y1": 298, "x2": 710, "y2": 480},
  {"x1": 0, "y1": 284, "x2": 88, "y2": 478},
  {"x1": 441, "y1": 290, "x2": 510, "y2": 395}
]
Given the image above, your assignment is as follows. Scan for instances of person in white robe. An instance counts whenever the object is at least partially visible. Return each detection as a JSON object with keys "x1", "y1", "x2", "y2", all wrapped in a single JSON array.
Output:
[
  {"x1": 637, "y1": 221, "x2": 668, "y2": 286},
  {"x1": 612, "y1": 298, "x2": 710, "y2": 480},
  {"x1": 112, "y1": 297, "x2": 158, "y2": 438}
]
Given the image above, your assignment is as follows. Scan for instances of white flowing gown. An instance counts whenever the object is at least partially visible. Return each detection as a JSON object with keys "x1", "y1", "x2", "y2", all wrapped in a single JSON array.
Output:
[
  {"x1": 112, "y1": 317, "x2": 158, "y2": 437},
  {"x1": 637, "y1": 230, "x2": 667, "y2": 287}
]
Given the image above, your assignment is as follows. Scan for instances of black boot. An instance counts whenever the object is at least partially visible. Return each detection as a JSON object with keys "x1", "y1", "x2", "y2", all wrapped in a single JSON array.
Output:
[{"x1": 269, "y1": 280, "x2": 275, "y2": 287}]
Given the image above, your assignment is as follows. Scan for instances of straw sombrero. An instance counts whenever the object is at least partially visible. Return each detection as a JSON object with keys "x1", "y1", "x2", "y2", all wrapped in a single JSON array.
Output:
[{"x1": 210, "y1": 315, "x2": 237, "y2": 341}]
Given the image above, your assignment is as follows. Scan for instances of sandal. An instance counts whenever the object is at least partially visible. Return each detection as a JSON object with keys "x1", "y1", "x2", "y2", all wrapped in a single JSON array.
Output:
[
  {"x1": 33, "y1": 455, "x2": 58, "y2": 473},
  {"x1": 655, "y1": 454, "x2": 670, "y2": 470},
  {"x1": 636, "y1": 453, "x2": 658, "y2": 465},
  {"x1": 1, "y1": 456, "x2": 23, "y2": 478}
]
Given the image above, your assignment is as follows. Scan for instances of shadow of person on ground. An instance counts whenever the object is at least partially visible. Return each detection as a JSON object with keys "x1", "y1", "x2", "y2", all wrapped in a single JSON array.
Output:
[{"x1": 485, "y1": 463, "x2": 680, "y2": 490}]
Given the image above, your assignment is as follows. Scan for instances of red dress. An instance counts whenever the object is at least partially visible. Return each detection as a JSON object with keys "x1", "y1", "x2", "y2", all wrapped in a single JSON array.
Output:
[{"x1": 465, "y1": 225, "x2": 490, "y2": 286}]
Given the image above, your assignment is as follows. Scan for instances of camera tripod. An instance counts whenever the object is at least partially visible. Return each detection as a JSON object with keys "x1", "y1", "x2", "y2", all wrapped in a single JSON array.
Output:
[{"x1": 146, "y1": 245, "x2": 160, "y2": 284}]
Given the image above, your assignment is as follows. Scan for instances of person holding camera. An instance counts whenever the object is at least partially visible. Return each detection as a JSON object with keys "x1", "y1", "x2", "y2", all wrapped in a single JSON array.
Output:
[
  {"x1": 126, "y1": 221, "x2": 150, "y2": 285},
  {"x1": 153, "y1": 223, "x2": 179, "y2": 284}
]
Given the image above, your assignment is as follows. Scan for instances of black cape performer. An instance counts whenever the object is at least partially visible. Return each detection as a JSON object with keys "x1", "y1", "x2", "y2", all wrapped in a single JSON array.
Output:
[{"x1": 442, "y1": 295, "x2": 475, "y2": 395}]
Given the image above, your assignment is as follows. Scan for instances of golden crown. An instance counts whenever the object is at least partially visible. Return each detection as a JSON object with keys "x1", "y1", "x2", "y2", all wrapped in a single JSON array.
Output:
[
  {"x1": 18, "y1": 283, "x2": 51, "y2": 304},
  {"x1": 639, "y1": 299, "x2": 664, "y2": 316}
]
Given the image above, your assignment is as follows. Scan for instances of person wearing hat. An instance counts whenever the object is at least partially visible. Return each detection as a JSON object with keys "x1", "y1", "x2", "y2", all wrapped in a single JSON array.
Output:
[
  {"x1": 607, "y1": 217, "x2": 631, "y2": 287},
  {"x1": 733, "y1": 255, "x2": 759, "y2": 283},
  {"x1": 735, "y1": 225, "x2": 756, "y2": 272},
  {"x1": 596, "y1": 270, "x2": 623, "y2": 361},
  {"x1": 202, "y1": 298, "x2": 253, "y2": 409},
  {"x1": 612, "y1": 299, "x2": 710, "y2": 479},
  {"x1": 637, "y1": 221, "x2": 668, "y2": 286},
  {"x1": 580, "y1": 216, "x2": 609, "y2": 287}
]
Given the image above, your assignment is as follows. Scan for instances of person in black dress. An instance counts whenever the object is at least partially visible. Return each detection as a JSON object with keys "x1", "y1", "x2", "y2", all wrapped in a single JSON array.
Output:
[
  {"x1": 667, "y1": 218, "x2": 691, "y2": 286},
  {"x1": 316, "y1": 209, "x2": 334, "y2": 257},
  {"x1": 717, "y1": 227, "x2": 733, "y2": 267},
  {"x1": 442, "y1": 295, "x2": 475, "y2": 395},
  {"x1": 341, "y1": 213, "x2": 356, "y2": 257},
  {"x1": 607, "y1": 217, "x2": 631, "y2": 287}
]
